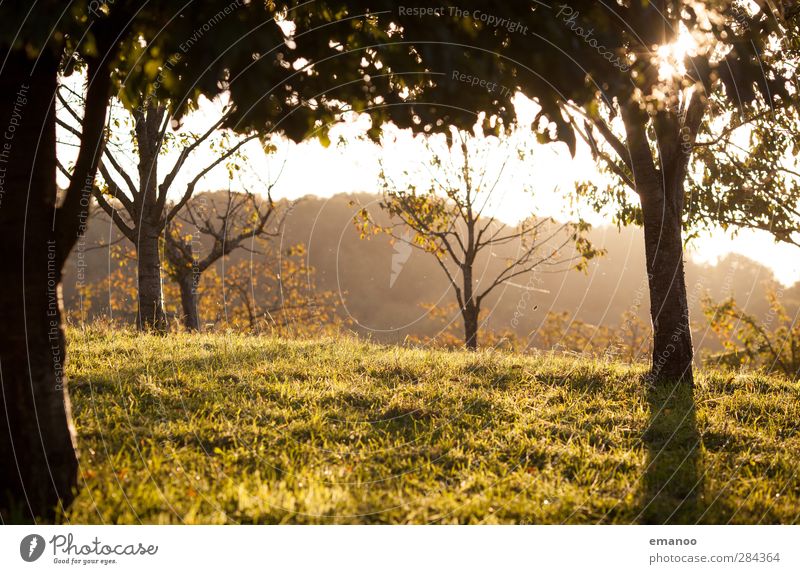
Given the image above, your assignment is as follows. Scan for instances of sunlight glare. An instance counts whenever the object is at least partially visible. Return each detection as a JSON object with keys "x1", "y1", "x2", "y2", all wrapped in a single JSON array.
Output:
[{"x1": 657, "y1": 24, "x2": 697, "y2": 81}]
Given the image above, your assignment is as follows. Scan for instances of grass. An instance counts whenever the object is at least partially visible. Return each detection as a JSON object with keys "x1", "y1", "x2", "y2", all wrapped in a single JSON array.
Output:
[{"x1": 61, "y1": 325, "x2": 800, "y2": 524}]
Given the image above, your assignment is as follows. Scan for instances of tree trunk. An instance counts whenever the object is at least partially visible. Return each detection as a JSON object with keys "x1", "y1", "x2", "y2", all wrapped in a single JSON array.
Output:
[
  {"x1": 0, "y1": 51, "x2": 79, "y2": 521},
  {"x1": 461, "y1": 259, "x2": 479, "y2": 350},
  {"x1": 622, "y1": 102, "x2": 694, "y2": 386},
  {"x1": 177, "y1": 272, "x2": 200, "y2": 331},
  {"x1": 462, "y1": 302, "x2": 479, "y2": 351},
  {"x1": 641, "y1": 180, "x2": 694, "y2": 385},
  {"x1": 136, "y1": 227, "x2": 167, "y2": 331}
]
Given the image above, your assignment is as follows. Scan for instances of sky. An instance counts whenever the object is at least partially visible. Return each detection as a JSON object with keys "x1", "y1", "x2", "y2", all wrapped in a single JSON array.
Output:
[
  {"x1": 56, "y1": 78, "x2": 800, "y2": 287},
  {"x1": 171, "y1": 95, "x2": 800, "y2": 287}
]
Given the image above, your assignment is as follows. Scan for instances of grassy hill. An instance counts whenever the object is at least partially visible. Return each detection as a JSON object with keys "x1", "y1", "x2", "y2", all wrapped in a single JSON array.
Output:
[{"x1": 62, "y1": 326, "x2": 800, "y2": 524}]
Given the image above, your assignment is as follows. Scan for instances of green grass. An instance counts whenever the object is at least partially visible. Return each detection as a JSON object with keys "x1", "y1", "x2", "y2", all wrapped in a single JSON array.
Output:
[{"x1": 61, "y1": 326, "x2": 800, "y2": 524}]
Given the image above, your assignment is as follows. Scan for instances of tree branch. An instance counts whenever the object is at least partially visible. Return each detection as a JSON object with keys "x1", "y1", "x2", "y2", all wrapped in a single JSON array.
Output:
[{"x1": 55, "y1": 57, "x2": 112, "y2": 268}]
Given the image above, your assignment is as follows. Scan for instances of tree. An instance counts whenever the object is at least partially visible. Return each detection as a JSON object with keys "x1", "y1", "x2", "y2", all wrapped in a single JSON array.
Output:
[
  {"x1": 540, "y1": 2, "x2": 790, "y2": 384},
  {"x1": 0, "y1": 0, "x2": 420, "y2": 520},
  {"x1": 57, "y1": 92, "x2": 261, "y2": 331},
  {"x1": 361, "y1": 129, "x2": 600, "y2": 350},
  {"x1": 567, "y1": 3, "x2": 797, "y2": 385},
  {"x1": 164, "y1": 189, "x2": 278, "y2": 331}
]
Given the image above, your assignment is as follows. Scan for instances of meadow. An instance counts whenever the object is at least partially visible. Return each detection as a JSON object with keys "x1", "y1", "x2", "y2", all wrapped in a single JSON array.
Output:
[{"x1": 58, "y1": 326, "x2": 800, "y2": 524}]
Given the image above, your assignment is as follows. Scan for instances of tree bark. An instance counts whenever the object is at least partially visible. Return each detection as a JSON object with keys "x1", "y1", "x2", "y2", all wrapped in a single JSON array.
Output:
[
  {"x1": 177, "y1": 272, "x2": 201, "y2": 331},
  {"x1": 0, "y1": 51, "x2": 79, "y2": 521},
  {"x1": 641, "y1": 179, "x2": 694, "y2": 385},
  {"x1": 622, "y1": 103, "x2": 694, "y2": 386},
  {"x1": 462, "y1": 301, "x2": 479, "y2": 351},
  {"x1": 136, "y1": 226, "x2": 168, "y2": 332},
  {"x1": 461, "y1": 257, "x2": 480, "y2": 350}
]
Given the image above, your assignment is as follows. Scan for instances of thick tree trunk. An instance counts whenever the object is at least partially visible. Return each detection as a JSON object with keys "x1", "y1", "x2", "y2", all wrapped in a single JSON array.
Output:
[
  {"x1": 136, "y1": 227, "x2": 167, "y2": 331},
  {"x1": 622, "y1": 102, "x2": 695, "y2": 386},
  {"x1": 0, "y1": 52, "x2": 79, "y2": 521},
  {"x1": 641, "y1": 181, "x2": 694, "y2": 385},
  {"x1": 177, "y1": 272, "x2": 201, "y2": 331},
  {"x1": 462, "y1": 302, "x2": 479, "y2": 351}
]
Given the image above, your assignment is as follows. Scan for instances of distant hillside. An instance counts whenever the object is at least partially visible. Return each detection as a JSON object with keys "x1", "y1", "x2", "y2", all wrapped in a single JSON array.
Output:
[{"x1": 62, "y1": 192, "x2": 799, "y2": 354}]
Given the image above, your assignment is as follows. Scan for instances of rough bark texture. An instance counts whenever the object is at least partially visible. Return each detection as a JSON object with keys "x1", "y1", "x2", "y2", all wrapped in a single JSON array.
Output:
[
  {"x1": 177, "y1": 272, "x2": 200, "y2": 331},
  {"x1": 461, "y1": 257, "x2": 479, "y2": 350},
  {"x1": 622, "y1": 104, "x2": 695, "y2": 385},
  {"x1": 641, "y1": 180, "x2": 694, "y2": 385},
  {"x1": 132, "y1": 105, "x2": 169, "y2": 332},
  {"x1": 164, "y1": 233, "x2": 200, "y2": 331},
  {"x1": 136, "y1": 226, "x2": 168, "y2": 332},
  {"x1": 0, "y1": 52, "x2": 79, "y2": 521},
  {"x1": 462, "y1": 302, "x2": 479, "y2": 351}
]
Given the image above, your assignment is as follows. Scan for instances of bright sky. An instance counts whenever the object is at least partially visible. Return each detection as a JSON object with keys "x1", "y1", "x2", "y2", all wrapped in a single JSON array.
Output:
[
  {"x1": 182, "y1": 96, "x2": 800, "y2": 286},
  {"x1": 57, "y1": 74, "x2": 800, "y2": 287}
]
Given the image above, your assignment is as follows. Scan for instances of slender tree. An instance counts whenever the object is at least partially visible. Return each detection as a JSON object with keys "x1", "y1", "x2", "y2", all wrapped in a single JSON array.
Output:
[
  {"x1": 562, "y1": 2, "x2": 795, "y2": 384},
  {"x1": 164, "y1": 189, "x2": 277, "y2": 331},
  {"x1": 364, "y1": 129, "x2": 600, "y2": 349},
  {"x1": 57, "y1": 94, "x2": 260, "y2": 331}
]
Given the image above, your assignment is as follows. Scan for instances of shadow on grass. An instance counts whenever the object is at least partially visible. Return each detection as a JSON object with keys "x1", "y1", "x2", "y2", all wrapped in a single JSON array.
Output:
[{"x1": 639, "y1": 379, "x2": 706, "y2": 524}]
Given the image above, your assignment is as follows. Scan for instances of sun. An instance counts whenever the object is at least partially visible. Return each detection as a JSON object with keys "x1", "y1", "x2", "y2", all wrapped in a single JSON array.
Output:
[{"x1": 657, "y1": 24, "x2": 697, "y2": 80}]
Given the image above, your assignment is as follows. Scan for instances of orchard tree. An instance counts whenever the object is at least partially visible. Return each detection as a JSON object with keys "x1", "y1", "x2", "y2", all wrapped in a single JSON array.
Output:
[
  {"x1": 362, "y1": 129, "x2": 600, "y2": 350},
  {"x1": 165, "y1": 189, "x2": 278, "y2": 331},
  {"x1": 567, "y1": 2, "x2": 798, "y2": 385},
  {"x1": 57, "y1": 94, "x2": 260, "y2": 331}
]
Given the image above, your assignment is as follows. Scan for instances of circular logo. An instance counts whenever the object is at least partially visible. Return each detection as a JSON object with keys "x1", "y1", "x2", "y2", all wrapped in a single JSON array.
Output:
[{"x1": 19, "y1": 534, "x2": 46, "y2": 562}]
